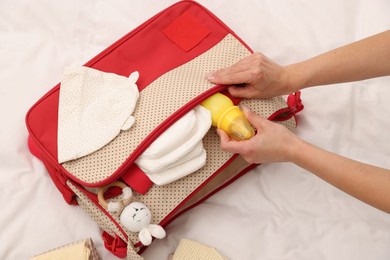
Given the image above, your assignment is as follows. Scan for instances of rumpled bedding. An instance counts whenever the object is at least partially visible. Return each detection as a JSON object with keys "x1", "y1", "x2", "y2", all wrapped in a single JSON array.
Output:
[{"x1": 1, "y1": 1, "x2": 390, "y2": 259}]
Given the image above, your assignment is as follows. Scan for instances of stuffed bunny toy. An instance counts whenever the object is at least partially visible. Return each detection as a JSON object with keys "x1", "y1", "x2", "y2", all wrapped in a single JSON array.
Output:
[{"x1": 98, "y1": 181, "x2": 166, "y2": 246}]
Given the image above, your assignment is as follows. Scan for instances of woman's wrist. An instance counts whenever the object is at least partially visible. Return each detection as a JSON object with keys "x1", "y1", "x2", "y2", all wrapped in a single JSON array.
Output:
[
  {"x1": 283, "y1": 62, "x2": 310, "y2": 93},
  {"x1": 284, "y1": 135, "x2": 307, "y2": 163}
]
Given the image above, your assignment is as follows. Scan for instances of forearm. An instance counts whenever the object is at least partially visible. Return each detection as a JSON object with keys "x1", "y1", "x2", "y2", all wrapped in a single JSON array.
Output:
[
  {"x1": 289, "y1": 138, "x2": 390, "y2": 214},
  {"x1": 286, "y1": 30, "x2": 390, "y2": 90}
]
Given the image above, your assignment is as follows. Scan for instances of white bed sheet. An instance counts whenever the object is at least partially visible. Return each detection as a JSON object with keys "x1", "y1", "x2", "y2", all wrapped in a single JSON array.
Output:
[{"x1": 1, "y1": 0, "x2": 390, "y2": 259}]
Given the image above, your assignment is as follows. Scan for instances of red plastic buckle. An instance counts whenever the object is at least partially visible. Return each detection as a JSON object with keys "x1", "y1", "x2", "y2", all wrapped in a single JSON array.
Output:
[
  {"x1": 268, "y1": 91, "x2": 304, "y2": 121},
  {"x1": 102, "y1": 231, "x2": 128, "y2": 258},
  {"x1": 287, "y1": 91, "x2": 304, "y2": 113}
]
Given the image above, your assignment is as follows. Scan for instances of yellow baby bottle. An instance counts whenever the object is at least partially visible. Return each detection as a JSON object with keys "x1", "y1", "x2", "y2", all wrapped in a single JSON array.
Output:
[{"x1": 201, "y1": 93, "x2": 254, "y2": 141}]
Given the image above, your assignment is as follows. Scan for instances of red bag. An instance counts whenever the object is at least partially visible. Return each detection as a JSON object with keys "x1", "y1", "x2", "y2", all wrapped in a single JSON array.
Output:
[{"x1": 26, "y1": 1, "x2": 302, "y2": 259}]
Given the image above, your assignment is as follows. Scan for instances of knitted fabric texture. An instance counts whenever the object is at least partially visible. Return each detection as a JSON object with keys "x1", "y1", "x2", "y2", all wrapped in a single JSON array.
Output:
[
  {"x1": 172, "y1": 239, "x2": 226, "y2": 260},
  {"x1": 31, "y1": 238, "x2": 99, "y2": 260}
]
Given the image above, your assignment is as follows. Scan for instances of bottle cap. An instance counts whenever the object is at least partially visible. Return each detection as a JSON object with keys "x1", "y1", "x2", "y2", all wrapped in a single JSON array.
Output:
[{"x1": 217, "y1": 106, "x2": 254, "y2": 141}]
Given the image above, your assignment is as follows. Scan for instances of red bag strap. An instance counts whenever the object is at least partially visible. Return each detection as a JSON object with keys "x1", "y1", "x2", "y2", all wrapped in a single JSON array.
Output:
[{"x1": 121, "y1": 164, "x2": 153, "y2": 195}]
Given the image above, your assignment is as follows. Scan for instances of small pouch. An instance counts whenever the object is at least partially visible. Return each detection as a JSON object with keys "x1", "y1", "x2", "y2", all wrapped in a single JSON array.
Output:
[{"x1": 25, "y1": 2, "x2": 303, "y2": 259}]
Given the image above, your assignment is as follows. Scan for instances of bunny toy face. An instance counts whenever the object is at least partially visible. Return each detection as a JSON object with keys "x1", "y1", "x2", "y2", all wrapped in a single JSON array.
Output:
[{"x1": 120, "y1": 201, "x2": 152, "y2": 233}]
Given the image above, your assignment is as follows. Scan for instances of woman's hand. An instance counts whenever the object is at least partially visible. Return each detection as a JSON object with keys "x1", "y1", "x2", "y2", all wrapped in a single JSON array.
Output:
[
  {"x1": 207, "y1": 52, "x2": 295, "y2": 99},
  {"x1": 217, "y1": 106, "x2": 299, "y2": 164}
]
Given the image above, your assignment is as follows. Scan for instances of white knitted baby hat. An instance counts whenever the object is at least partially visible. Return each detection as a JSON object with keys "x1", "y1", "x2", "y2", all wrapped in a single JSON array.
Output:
[{"x1": 57, "y1": 66, "x2": 139, "y2": 163}]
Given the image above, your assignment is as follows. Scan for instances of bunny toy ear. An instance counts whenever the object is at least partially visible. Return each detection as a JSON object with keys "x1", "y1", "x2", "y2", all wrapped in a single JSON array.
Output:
[
  {"x1": 108, "y1": 201, "x2": 122, "y2": 212},
  {"x1": 148, "y1": 224, "x2": 166, "y2": 239},
  {"x1": 139, "y1": 229, "x2": 153, "y2": 246},
  {"x1": 122, "y1": 187, "x2": 133, "y2": 200},
  {"x1": 138, "y1": 228, "x2": 152, "y2": 246},
  {"x1": 138, "y1": 224, "x2": 166, "y2": 246}
]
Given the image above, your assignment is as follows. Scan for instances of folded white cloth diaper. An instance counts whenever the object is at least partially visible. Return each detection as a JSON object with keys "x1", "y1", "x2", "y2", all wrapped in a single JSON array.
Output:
[
  {"x1": 146, "y1": 146, "x2": 207, "y2": 186},
  {"x1": 139, "y1": 109, "x2": 197, "y2": 159},
  {"x1": 136, "y1": 105, "x2": 211, "y2": 185},
  {"x1": 137, "y1": 140, "x2": 205, "y2": 174},
  {"x1": 57, "y1": 66, "x2": 139, "y2": 163}
]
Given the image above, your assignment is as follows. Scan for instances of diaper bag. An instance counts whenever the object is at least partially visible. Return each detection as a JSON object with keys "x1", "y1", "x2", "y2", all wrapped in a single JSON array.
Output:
[{"x1": 25, "y1": 1, "x2": 303, "y2": 259}]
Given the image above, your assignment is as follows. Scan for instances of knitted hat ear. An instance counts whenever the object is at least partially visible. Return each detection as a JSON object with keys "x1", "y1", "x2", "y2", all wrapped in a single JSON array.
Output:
[{"x1": 128, "y1": 71, "x2": 139, "y2": 84}]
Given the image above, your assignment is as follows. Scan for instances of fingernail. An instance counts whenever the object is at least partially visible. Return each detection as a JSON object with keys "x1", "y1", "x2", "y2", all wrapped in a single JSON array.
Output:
[
  {"x1": 240, "y1": 105, "x2": 252, "y2": 113},
  {"x1": 205, "y1": 71, "x2": 216, "y2": 81}
]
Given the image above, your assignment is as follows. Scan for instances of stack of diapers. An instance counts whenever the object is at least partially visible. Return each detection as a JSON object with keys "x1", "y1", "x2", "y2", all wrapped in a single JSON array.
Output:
[{"x1": 136, "y1": 106, "x2": 212, "y2": 185}]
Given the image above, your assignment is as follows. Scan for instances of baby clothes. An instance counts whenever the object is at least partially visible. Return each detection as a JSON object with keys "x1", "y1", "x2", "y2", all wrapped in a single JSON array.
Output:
[
  {"x1": 170, "y1": 239, "x2": 227, "y2": 260},
  {"x1": 31, "y1": 238, "x2": 99, "y2": 260},
  {"x1": 57, "y1": 65, "x2": 211, "y2": 185},
  {"x1": 57, "y1": 66, "x2": 139, "y2": 163}
]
